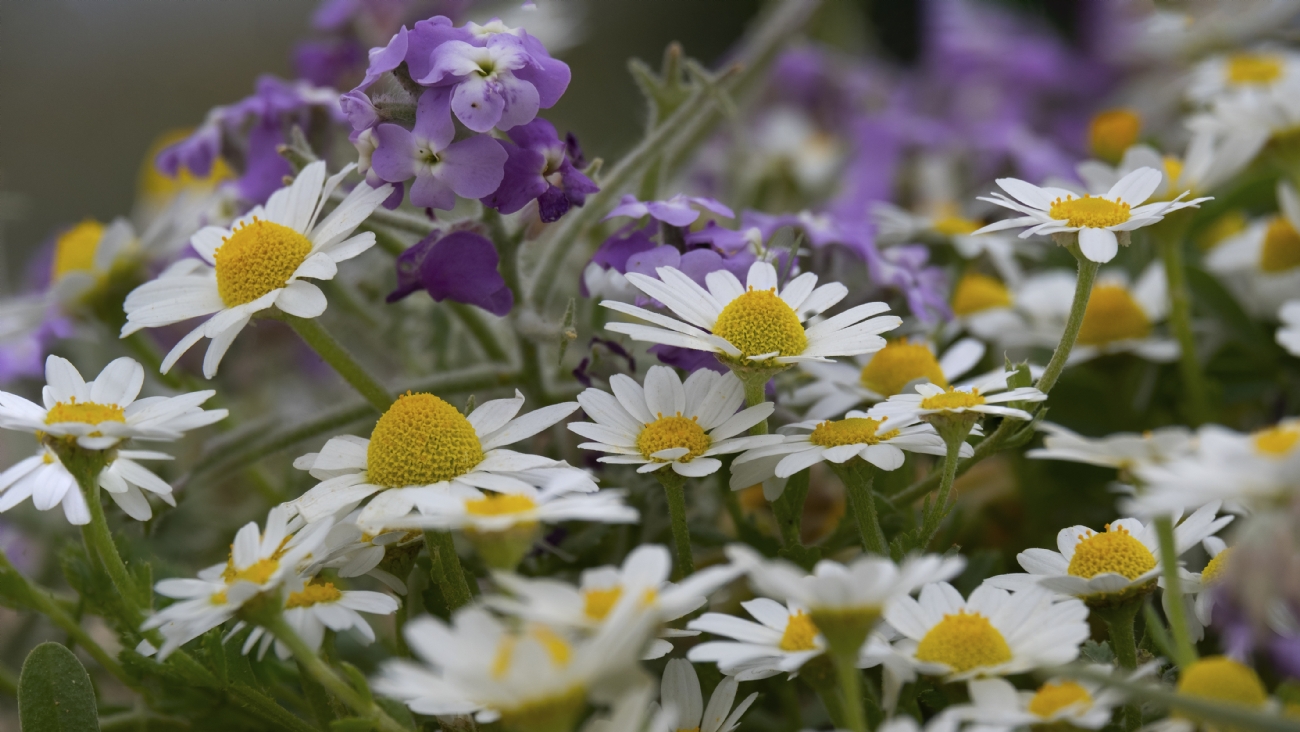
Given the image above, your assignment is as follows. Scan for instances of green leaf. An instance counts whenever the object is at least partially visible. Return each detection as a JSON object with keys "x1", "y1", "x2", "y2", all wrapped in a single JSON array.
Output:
[
  {"x1": 18, "y1": 642, "x2": 100, "y2": 732},
  {"x1": 1080, "y1": 640, "x2": 1116, "y2": 664}
]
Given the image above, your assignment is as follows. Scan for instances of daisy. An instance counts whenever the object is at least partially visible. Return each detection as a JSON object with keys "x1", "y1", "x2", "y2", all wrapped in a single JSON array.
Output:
[
  {"x1": 1185, "y1": 536, "x2": 1231, "y2": 641},
  {"x1": 390, "y1": 478, "x2": 637, "y2": 538},
  {"x1": 947, "y1": 666, "x2": 1151, "y2": 732},
  {"x1": 1073, "y1": 262, "x2": 1179, "y2": 363},
  {"x1": 873, "y1": 201, "x2": 1024, "y2": 284},
  {"x1": 884, "y1": 582, "x2": 1089, "y2": 681},
  {"x1": 687, "y1": 598, "x2": 828, "y2": 681},
  {"x1": 974, "y1": 167, "x2": 1209, "y2": 263},
  {"x1": 657, "y1": 658, "x2": 757, "y2": 732},
  {"x1": 234, "y1": 575, "x2": 398, "y2": 660},
  {"x1": 1187, "y1": 49, "x2": 1300, "y2": 105},
  {"x1": 289, "y1": 389, "x2": 588, "y2": 532},
  {"x1": 0, "y1": 444, "x2": 180, "y2": 524},
  {"x1": 983, "y1": 502, "x2": 1232, "y2": 604},
  {"x1": 1279, "y1": 299, "x2": 1300, "y2": 356},
  {"x1": 45, "y1": 218, "x2": 140, "y2": 305},
  {"x1": 946, "y1": 271, "x2": 1030, "y2": 344},
  {"x1": 305, "y1": 511, "x2": 421, "y2": 594},
  {"x1": 602, "y1": 260, "x2": 901, "y2": 373},
  {"x1": 1146, "y1": 656, "x2": 1279, "y2": 732},
  {"x1": 1027, "y1": 422, "x2": 1194, "y2": 474},
  {"x1": 1205, "y1": 180, "x2": 1300, "y2": 318},
  {"x1": 868, "y1": 372, "x2": 1046, "y2": 425},
  {"x1": 568, "y1": 367, "x2": 780, "y2": 478},
  {"x1": 119, "y1": 160, "x2": 393, "y2": 377}
]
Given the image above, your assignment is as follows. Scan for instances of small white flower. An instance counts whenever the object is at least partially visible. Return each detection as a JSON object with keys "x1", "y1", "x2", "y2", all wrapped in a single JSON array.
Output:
[
  {"x1": 873, "y1": 201, "x2": 1023, "y2": 284},
  {"x1": 869, "y1": 372, "x2": 1046, "y2": 424},
  {"x1": 1188, "y1": 48, "x2": 1300, "y2": 105},
  {"x1": 236, "y1": 575, "x2": 398, "y2": 660},
  {"x1": 1185, "y1": 536, "x2": 1232, "y2": 642},
  {"x1": 1027, "y1": 422, "x2": 1194, "y2": 473},
  {"x1": 1206, "y1": 180, "x2": 1300, "y2": 317},
  {"x1": 687, "y1": 598, "x2": 827, "y2": 680},
  {"x1": 46, "y1": 219, "x2": 139, "y2": 304},
  {"x1": 658, "y1": 658, "x2": 757, "y2": 732},
  {"x1": 946, "y1": 666, "x2": 1151, "y2": 731},
  {"x1": 391, "y1": 478, "x2": 638, "y2": 536},
  {"x1": 0, "y1": 445, "x2": 179, "y2": 524}
]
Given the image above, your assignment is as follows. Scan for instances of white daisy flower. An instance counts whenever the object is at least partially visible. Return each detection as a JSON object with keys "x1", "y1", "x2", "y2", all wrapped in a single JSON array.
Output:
[
  {"x1": 974, "y1": 167, "x2": 1209, "y2": 263},
  {"x1": 392, "y1": 478, "x2": 638, "y2": 537},
  {"x1": 1205, "y1": 180, "x2": 1300, "y2": 317},
  {"x1": 658, "y1": 658, "x2": 757, "y2": 732},
  {"x1": 1146, "y1": 656, "x2": 1279, "y2": 732},
  {"x1": 687, "y1": 598, "x2": 828, "y2": 681},
  {"x1": 486, "y1": 544, "x2": 741, "y2": 659},
  {"x1": 947, "y1": 666, "x2": 1151, "y2": 732},
  {"x1": 873, "y1": 201, "x2": 1023, "y2": 284},
  {"x1": 868, "y1": 373, "x2": 1046, "y2": 425},
  {"x1": 139, "y1": 577, "x2": 259, "y2": 661},
  {"x1": 45, "y1": 218, "x2": 140, "y2": 305},
  {"x1": 946, "y1": 271, "x2": 1031, "y2": 345},
  {"x1": 119, "y1": 160, "x2": 393, "y2": 377},
  {"x1": 1188, "y1": 48, "x2": 1300, "y2": 105},
  {"x1": 984, "y1": 502, "x2": 1232, "y2": 603},
  {"x1": 789, "y1": 337, "x2": 986, "y2": 420},
  {"x1": 568, "y1": 367, "x2": 780, "y2": 478},
  {"x1": 0, "y1": 444, "x2": 179, "y2": 524},
  {"x1": 602, "y1": 260, "x2": 901, "y2": 371},
  {"x1": 290, "y1": 390, "x2": 587, "y2": 532},
  {"x1": 235, "y1": 576, "x2": 398, "y2": 660},
  {"x1": 1183, "y1": 536, "x2": 1232, "y2": 642},
  {"x1": 1027, "y1": 422, "x2": 1195, "y2": 473},
  {"x1": 306, "y1": 512, "x2": 421, "y2": 594},
  {"x1": 1279, "y1": 299, "x2": 1300, "y2": 356},
  {"x1": 884, "y1": 582, "x2": 1089, "y2": 681}
]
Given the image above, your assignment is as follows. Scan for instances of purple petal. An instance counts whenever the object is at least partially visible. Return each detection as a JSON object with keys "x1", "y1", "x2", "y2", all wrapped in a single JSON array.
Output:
[
  {"x1": 438, "y1": 135, "x2": 507, "y2": 199},
  {"x1": 236, "y1": 119, "x2": 292, "y2": 205},
  {"x1": 590, "y1": 225, "x2": 656, "y2": 272},
  {"x1": 536, "y1": 186, "x2": 572, "y2": 222},
  {"x1": 645, "y1": 199, "x2": 701, "y2": 227},
  {"x1": 356, "y1": 26, "x2": 409, "y2": 92},
  {"x1": 686, "y1": 196, "x2": 736, "y2": 220},
  {"x1": 339, "y1": 90, "x2": 378, "y2": 131},
  {"x1": 450, "y1": 76, "x2": 504, "y2": 133},
  {"x1": 650, "y1": 345, "x2": 725, "y2": 374},
  {"x1": 604, "y1": 194, "x2": 650, "y2": 222},
  {"x1": 370, "y1": 124, "x2": 418, "y2": 183},
  {"x1": 677, "y1": 248, "x2": 726, "y2": 287},
  {"x1": 413, "y1": 87, "x2": 456, "y2": 151},
  {"x1": 494, "y1": 74, "x2": 541, "y2": 131},
  {"x1": 482, "y1": 141, "x2": 547, "y2": 215},
  {"x1": 514, "y1": 33, "x2": 570, "y2": 108},
  {"x1": 684, "y1": 222, "x2": 754, "y2": 256},
  {"x1": 410, "y1": 170, "x2": 457, "y2": 211},
  {"x1": 418, "y1": 231, "x2": 513, "y2": 316},
  {"x1": 507, "y1": 118, "x2": 562, "y2": 151},
  {"x1": 625, "y1": 245, "x2": 681, "y2": 279},
  {"x1": 405, "y1": 17, "x2": 468, "y2": 83}
]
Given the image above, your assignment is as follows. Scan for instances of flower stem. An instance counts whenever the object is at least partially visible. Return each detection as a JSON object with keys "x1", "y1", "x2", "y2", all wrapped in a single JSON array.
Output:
[
  {"x1": 1035, "y1": 249, "x2": 1101, "y2": 395},
  {"x1": 1096, "y1": 599, "x2": 1142, "y2": 669},
  {"x1": 919, "y1": 420, "x2": 971, "y2": 549},
  {"x1": 1155, "y1": 516, "x2": 1198, "y2": 668},
  {"x1": 63, "y1": 455, "x2": 147, "y2": 620},
  {"x1": 1155, "y1": 228, "x2": 1211, "y2": 426},
  {"x1": 832, "y1": 460, "x2": 886, "y2": 556},
  {"x1": 424, "y1": 530, "x2": 473, "y2": 612},
  {"x1": 657, "y1": 471, "x2": 695, "y2": 579},
  {"x1": 278, "y1": 312, "x2": 392, "y2": 412},
  {"x1": 741, "y1": 374, "x2": 769, "y2": 435},
  {"x1": 833, "y1": 652, "x2": 869, "y2": 732}
]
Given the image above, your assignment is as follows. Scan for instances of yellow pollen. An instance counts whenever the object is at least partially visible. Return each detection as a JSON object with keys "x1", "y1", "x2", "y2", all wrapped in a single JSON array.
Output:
[
  {"x1": 637, "y1": 414, "x2": 711, "y2": 462},
  {"x1": 210, "y1": 590, "x2": 227, "y2": 605},
  {"x1": 951, "y1": 272, "x2": 1012, "y2": 316},
  {"x1": 1227, "y1": 53, "x2": 1284, "y2": 86},
  {"x1": 933, "y1": 215, "x2": 981, "y2": 237},
  {"x1": 1048, "y1": 195, "x2": 1132, "y2": 229},
  {"x1": 915, "y1": 610, "x2": 1012, "y2": 673},
  {"x1": 45, "y1": 397, "x2": 126, "y2": 426},
  {"x1": 1089, "y1": 109, "x2": 1142, "y2": 163},
  {"x1": 286, "y1": 581, "x2": 343, "y2": 609},
  {"x1": 583, "y1": 586, "x2": 623, "y2": 620},
  {"x1": 1254, "y1": 423, "x2": 1300, "y2": 456},
  {"x1": 213, "y1": 218, "x2": 313, "y2": 306},
  {"x1": 859, "y1": 339, "x2": 948, "y2": 396},
  {"x1": 779, "y1": 610, "x2": 820, "y2": 652},
  {"x1": 224, "y1": 557, "x2": 279, "y2": 585},
  {"x1": 465, "y1": 493, "x2": 538, "y2": 516},
  {"x1": 711, "y1": 288, "x2": 808, "y2": 361},
  {"x1": 919, "y1": 387, "x2": 985, "y2": 411},
  {"x1": 1202, "y1": 548, "x2": 1232, "y2": 585},
  {"x1": 1077, "y1": 285, "x2": 1151, "y2": 346},
  {"x1": 1176, "y1": 656, "x2": 1268, "y2": 709},
  {"x1": 1198, "y1": 210, "x2": 1248, "y2": 251},
  {"x1": 366, "y1": 392, "x2": 485, "y2": 488},
  {"x1": 1261, "y1": 216, "x2": 1300, "y2": 272},
  {"x1": 52, "y1": 220, "x2": 105, "y2": 281},
  {"x1": 809, "y1": 417, "x2": 900, "y2": 448},
  {"x1": 1067, "y1": 524, "x2": 1156, "y2": 580},
  {"x1": 1028, "y1": 681, "x2": 1093, "y2": 718}
]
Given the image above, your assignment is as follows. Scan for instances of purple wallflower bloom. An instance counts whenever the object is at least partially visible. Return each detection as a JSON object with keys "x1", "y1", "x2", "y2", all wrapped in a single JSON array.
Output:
[
  {"x1": 604, "y1": 194, "x2": 735, "y2": 226},
  {"x1": 589, "y1": 224, "x2": 656, "y2": 275},
  {"x1": 0, "y1": 300, "x2": 71, "y2": 386},
  {"x1": 370, "y1": 88, "x2": 506, "y2": 210},
  {"x1": 649, "y1": 344, "x2": 725, "y2": 374},
  {"x1": 483, "y1": 119, "x2": 597, "y2": 222},
  {"x1": 387, "y1": 230, "x2": 513, "y2": 315}
]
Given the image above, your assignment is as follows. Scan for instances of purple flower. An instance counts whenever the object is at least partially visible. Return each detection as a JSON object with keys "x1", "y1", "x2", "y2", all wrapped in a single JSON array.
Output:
[
  {"x1": 370, "y1": 88, "x2": 507, "y2": 210},
  {"x1": 649, "y1": 344, "x2": 725, "y2": 374},
  {"x1": 387, "y1": 230, "x2": 513, "y2": 316},
  {"x1": 482, "y1": 119, "x2": 598, "y2": 222},
  {"x1": 589, "y1": 224, "x2": 656, "y2": 276},
  {"x1": 604, "y1": 194, "x2": 735, "y2": 226},
  {"x1": 295, "y1": 38, "x2": 366, "y2": 87},
  {"x1": 0, "y1": 300, "x2": 71, "y2": 386}
]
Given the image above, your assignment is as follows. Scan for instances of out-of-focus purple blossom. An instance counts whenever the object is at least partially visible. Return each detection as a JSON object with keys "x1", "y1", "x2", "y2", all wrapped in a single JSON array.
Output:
[
  {"x1": 589, "y1": 224, "x2": 657, "y2": 277},
  {"x1": 866, "y1": 244, "x2": 950, "y2": 325},
  {"x1": 683, "y1": 221, "x2": 761, "y2": 257},
  {"x1": 482, "y1": 119, "x2": 597, "y2": 222},
  {"x1": 387, "y1": 230, "x2": 513, "y2": 316},
  {"x1": 296, "y1": 38, "x2": 367, "y2": 87},
  {"x1": 0, "y1": 299, "x2": 71, "y2": 386},
  {"x1": 604, "y1": 194, "x2": 735, "y2": 226},
  {"x1": 573, "y1": 337, "x2": 637, "y2": 387},
  {"x1": 0, "y1": 520, "x2": 39, "y2": 575},
  {"x1": 649, "y1": 344, "x2": 725, "y2": 374}
]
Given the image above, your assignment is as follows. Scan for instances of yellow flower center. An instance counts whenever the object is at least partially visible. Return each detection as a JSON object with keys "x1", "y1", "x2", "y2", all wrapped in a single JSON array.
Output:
[
  {"x1": 1089, "y1": 109, "x2": 1142, "y2": 163},
  {"x1": 1163, "y1": 156, "x2": 1184, "y2": 189},
  {"x1": 711, "y1": 288, "x2": 808, "y2": 361},
  {"x1": 1198, "y1": 211, "x2": 1248, "y2": 251},
  {"x1": 779, "y1": 610, "x2": 820, "y2": 652},
  {"x1": 366, "y1": 392, "x2": 485, "y2": 488},
  {"x1": 1077, "y1": 285, "x2": 1152, "y2": 346},
  {"x1": 465, "y1": 493, "x2": 538, "y2": 516},
  {"x1": 1254, "y1": 424, "x2": 1300, "y2": 456},
  {"x1": 637, "y1": 414, "x2": 711, "y2": 462},
  {"x1": 224, "y1": 557, "x2": 280, "y2": 585},
  {"x1": 915, "y1": 610, "x2": 1012, "y2": 673},
  {"x1": 139, "y1": 128, "x2": 232, "y2": 198},
  {"x1": 1048, "y1": 195, "x2": 1132, "y2": 229},
  {"x1": 45, "y1": 397, "x2": 126, "y2": 426},
  {"x1": 859, "y1": 339, "x2": 948, "y2": 397},
  {"x1": 1067, "y1": 524, "x2": 1156, "y2": 580},
  {"x1": 809, "y1": 417, "x2": 900, "y2": 447},
  {"x1": 1261, "y1": 216, "x2": 1300, "y2": 273},
  {"x1": 1028, "y1": 681, "x2": 1093, "y2": 718},
  {"x1": 951, "y1": 272, "x2": 1012, "y2": 316},
  {"x1": 1176, "y1": 656, "x2": 1268, "y2": 709},
  {"x1": 919, "y1": 387, "x2": 985, "y2": 411},
  {"x1": 933, "y1": 215, "x2": 981, "y2": 237},
  {"x1": 1227, "y1": 53, "x2": 1284, "y2": 86},
  {"x1": 1202, "y1": 548, "x2": 1232, "y2": 585},
  {"x1": 52, "y1": 220, "x2": 105, "y2": 281},
  {"x1": 583, "y1": 586, "x2": 622, "y2": 620},
  {"x1": 286, "y1": 581, "x2": 343, "y2": 609},
  {"x1": 213, "y1": 218, "x2": 313, "y2": 306}
]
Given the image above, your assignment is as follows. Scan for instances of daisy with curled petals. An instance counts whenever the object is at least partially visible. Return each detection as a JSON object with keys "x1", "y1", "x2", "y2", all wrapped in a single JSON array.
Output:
[
  {"x1": 974, "y1": 167, "x2": 1209, "y2": 263},
  {"x1": 290, "y1": 389, "x2": 588, "y2": 532},
  {"x1": 687, "y1": 597, "x2": 828, "y2": 681},
  {"x1": 0, "y1": 356, "x2": 226, "y2": 523},
  {"x1": 1027, "y1": 422, "x2": 1194, "y2": 475},
  {"x1": 119, "y1": 160, "x2": 393, "y2": 377},
  {"x1": 947, "y1": 666, "x2": 1153, "y2": 732},
  {"x1": 884, "y1": 582, "x2": 1089, "y2": 682},
  {"x1": 868, "y1": 372, "x2": 1046, "y2": 426},
  {"x1": 602, "y1": 260, "x2": 901, "y2": 373},
  {"x1": 235, "y1": 575, "x2": 398, "y2": 660},
  {"x1": 305, "y1": 511, "x2": 420, "y2": 593},
  {"x1": 568, "y1": 366, "x2": 781, "y2": 478},
  {"x1": 658, "y1": 658, "x2": 757, "y2": 732}
]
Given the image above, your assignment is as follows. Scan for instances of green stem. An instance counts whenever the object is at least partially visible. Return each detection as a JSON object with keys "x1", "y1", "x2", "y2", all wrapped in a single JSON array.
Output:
[
  {"x1": 67, "y1": 460, "x2": 146, "y2": 621},
  {"x1": 1155, "y1": 516, "x2": 1198, "y2": 668},
  {"x1": 919, "y1": 422, "x2": 971, "y2": 549},
  {"x1": 832, "y1": 460, "x2": 886, "y2": 556},
  {"x1": 1035, "y1": 248, "x2": 1101, "y2": 395},
  {"x1": 833, "y1": 653, "x2": 868, "y2": 732},
  {"x1": 448, "y1": 302, "x2": 509, "y2": 363},
  {"x1": 278, "y1": 312, "x2": 392, "y2": 412},
  {"x1": 1156, "y1": 228, "x2": 1211, "y2": 426},
  {"x1": 424, "y1": 530, "x2": 473, "y2": 612},
  {"x1": 742, "y1": 371, "x2": 808, "y2": 550},
  {"x1": 741, "y1": 374, "x2": 769, "y2": 435},
  {"x1": 658, "y1": 471, "x2": 694, "y2": 579},
  {"x1": 1094, "y1": 599, "x2": 1142, "y2": 732}
]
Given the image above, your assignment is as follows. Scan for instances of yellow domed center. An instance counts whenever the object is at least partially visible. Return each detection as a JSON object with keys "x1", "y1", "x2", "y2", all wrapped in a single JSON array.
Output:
[
  {"x1": 213, "y1": 218, "x2": 313, "y2": 306},
  {"x1": 583, "y1": 586, "x2": 622, "y2": 620},
  {"x1": 1077, "y1": 285, "x2": 1151, "y2": 346},
  {"x1": 286, "y1": 581, "x2": 343, "y2": 609},
  {"x1": 915, "y1": 610, "x2": 1012, "y2": 673},
  {"x1": 920, "y1": 387, "x2": 986, "y2": 411},
  {"x1": 809, "y1": 417, "x2": 900, "y2": 447},
  {"x1": 366, "y1": 392, "x2": 485, "y2": 488},
  {"x1": 859, "y1": 339, "x2": 948, "y2": 396},
  {"x1": 711, "y1": 288, "x2": 808, "y2": 361},
  {"x1": 1089, "y1": 109, "x2": 1142, "y2": 163},
  {"x1": 1177, "y1": 656, "x2": 1268, "y2": 709},
  {"x1": 1254, "y1": 423, "x2": 1300, "y2": 456},
  {"x1": 1202, "y1": 548, "x2": 1232, "y2": 585},
  {"x1": 224, "y1": 557, "x2": 280, "y2": 585},
  {"x1": 1227, "y1": 53, "x2": 1284, "y2": 86},
  {"x1": 1067, "y1": 524, "x2": 1156, "y2": 580},
  {"x1": 1048, "y1": 196, "x2": 1132, "y2": 229},
  {"x1": 952, "y1": 272, "x2": 1012, "y2": 316},
  {"x1": 52, "y1": 220, "x2": 105, "y2": 281},
  {"x1": 465, "y1": 493, "x2": 538, "y2": 516},
  {"x1": 637, "y1": 414, "x2": 711, "y2": 462},
  {"x1": 1028, "y1": 681, "x2": 1093, "y2": 718},
  {"x1": 779, "y1": 610, "x2": 820, "y2": 652},
  {"x1": 1261, "y1": 216, "x2": 1300, "y2": 273},
  {"x1": 45, "y1": 397, "x2": 126, "y2": 426},
  {"x1": 933, "y1": 215, "x2": 981, "y2": 237}
]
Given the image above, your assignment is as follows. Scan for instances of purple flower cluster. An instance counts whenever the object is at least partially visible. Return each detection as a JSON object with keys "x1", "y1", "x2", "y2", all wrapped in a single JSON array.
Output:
[{"x1": 387, "y1": 229, "x2": 513, "y2": 316}]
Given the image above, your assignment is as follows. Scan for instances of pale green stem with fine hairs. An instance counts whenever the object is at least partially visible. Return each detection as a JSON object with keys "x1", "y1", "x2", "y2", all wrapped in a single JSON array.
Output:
[
  {"x1": 425, "y1": 530, "x2": 474, "y2": 612},
  {"x1": 833, "y1": 653, "x2": 868, "y2": 732},
  {"x1": 1154, "y1": 221, "x2": 1211, "y2": 426},
  {"x1": 830, "y1": 460, "x2": 886, "y2": 556},
  {"x1": 918, "y1": 420, "x2": 973, "y2": 549},
  {"x1": 1093, "y1": 599, "x2": 1143, "y2": 732},
  {"x1": 741, "y1": 371, "x2": 807, "y2": 551},
  {"x1": 1155, "y1": 516, "x2": 1199, "y2": 668},
  {"x1": 657, "y1": 471, "x2": 694, "y2": 579},
  {"x1": 277, "y1": 311, "x2": 392, "y2": 412}
]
